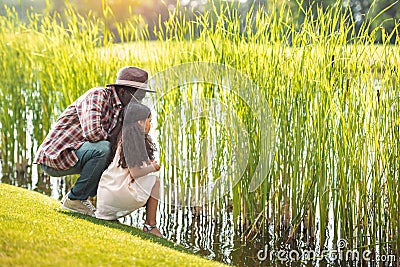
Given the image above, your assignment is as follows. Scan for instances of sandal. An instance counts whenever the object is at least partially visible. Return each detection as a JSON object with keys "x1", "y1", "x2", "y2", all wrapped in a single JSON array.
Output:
[{"x1": 143, "y1": 223, "x2": 163, "y2": 238}]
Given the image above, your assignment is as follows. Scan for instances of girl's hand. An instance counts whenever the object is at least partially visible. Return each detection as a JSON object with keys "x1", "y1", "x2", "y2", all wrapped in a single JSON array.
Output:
[{"x1": 151, "y1": 160, "x2": 161, "y2": 171}]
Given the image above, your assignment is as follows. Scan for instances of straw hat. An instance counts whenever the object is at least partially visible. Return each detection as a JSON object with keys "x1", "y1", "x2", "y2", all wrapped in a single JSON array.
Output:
[{"x1": 107, "y1": 66, "x2": 155, "y2": 93}]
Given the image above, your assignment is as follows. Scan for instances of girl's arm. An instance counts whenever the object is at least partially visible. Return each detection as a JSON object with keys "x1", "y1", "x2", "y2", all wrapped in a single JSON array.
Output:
[{"x1": 129, "y1": 161, "x2": 160, "y2": 179}]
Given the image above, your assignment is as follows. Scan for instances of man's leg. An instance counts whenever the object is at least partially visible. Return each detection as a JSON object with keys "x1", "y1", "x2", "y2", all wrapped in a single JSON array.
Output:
[
  {"x1": 40, "y1": 164, "x2": 81, "y2": 177},
  {"x1": 40, "y1": 140, "x2": 110, "y2": 216},
  {"x1": 68, "y1": 140, "x2": 110, "y2": 200}
]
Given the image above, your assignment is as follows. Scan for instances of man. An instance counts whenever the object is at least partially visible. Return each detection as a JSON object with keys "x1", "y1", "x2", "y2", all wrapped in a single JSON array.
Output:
[{"x1": 35, "y1": 66, "x2": 155, "y2": 216}]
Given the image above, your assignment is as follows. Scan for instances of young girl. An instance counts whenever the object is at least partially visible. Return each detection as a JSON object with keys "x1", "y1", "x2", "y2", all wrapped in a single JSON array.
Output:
[{"x1": 95, "y1": 103, "x2": 162, "y2": 237}]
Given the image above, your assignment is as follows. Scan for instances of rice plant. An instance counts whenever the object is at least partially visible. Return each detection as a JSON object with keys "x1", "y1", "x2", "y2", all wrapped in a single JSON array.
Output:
[{"x1": 1, "y1": 0, "x2": 399, "y2": 262}]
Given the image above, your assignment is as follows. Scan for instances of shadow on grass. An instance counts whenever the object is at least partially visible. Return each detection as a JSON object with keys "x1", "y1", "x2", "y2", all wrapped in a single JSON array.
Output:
[{"x1": 56, "y1": 209, "x2": 193, "y2": 255}]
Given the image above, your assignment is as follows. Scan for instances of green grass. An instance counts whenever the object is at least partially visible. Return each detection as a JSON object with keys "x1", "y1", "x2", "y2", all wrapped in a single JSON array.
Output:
[{"x1": 0, "y1": 183, "x2": 228, "y2": 267}]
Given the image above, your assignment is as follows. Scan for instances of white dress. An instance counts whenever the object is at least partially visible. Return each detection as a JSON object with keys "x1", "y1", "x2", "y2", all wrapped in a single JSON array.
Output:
[{"x1": 95, "y1": 150, "x2": 157, "y2": 220}]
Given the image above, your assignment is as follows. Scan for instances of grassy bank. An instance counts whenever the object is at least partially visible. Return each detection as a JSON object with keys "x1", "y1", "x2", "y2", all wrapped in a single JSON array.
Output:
[{"x1": 0, "y1": 183, "x2": 227, "y2": 266}]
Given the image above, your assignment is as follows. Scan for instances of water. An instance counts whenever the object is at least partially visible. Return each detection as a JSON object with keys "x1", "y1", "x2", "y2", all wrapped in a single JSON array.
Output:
[{"x1": 4, "y1": 162, "x2": 395, "y2": 266}]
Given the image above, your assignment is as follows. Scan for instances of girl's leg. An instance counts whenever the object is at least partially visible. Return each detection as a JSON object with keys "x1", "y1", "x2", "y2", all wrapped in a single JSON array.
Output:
[{"x1": 143, "y1": 177, "x2": 162, "y2": 237}]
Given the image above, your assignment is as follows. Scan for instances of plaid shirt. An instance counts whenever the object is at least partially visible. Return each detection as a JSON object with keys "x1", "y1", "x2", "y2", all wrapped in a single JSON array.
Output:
[{"x1": 35, "y1": 86, "x2": 123, "y2": 170}]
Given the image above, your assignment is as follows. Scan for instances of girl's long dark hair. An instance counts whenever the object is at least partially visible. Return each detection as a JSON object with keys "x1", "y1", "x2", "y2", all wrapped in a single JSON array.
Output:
[{"x1": 106, "y1": 103, "x2": 156, "y2": 169}]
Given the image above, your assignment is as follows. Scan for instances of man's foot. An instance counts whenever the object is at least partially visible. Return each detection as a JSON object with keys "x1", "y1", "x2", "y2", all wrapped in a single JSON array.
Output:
[
  {"x1": 143, "y1": 223, "x2": 163, "y2": 238},
  {"x1": 62, "y1": 197, "x2": 96, "y2": 217}
]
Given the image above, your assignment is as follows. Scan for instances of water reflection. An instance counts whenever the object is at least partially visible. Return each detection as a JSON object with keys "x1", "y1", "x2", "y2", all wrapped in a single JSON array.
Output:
[
  {"x1": 1, "y1": 162, "x2": 32, "y2": 190},
  {"x1": 33, "y1": 172, "x2": 52, "y2": 196},
  {"x1": 1, "y1": 162, "x2": 74, "y2": 201},
  {"x1": 117, "y1": 199, "x2": 272, "y2": 265}
]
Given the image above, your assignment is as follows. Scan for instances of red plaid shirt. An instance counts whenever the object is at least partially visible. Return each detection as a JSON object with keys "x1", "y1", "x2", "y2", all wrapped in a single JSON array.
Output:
[{"x1": 35, "y1": 86, "x2": 122, "y2": 170}]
